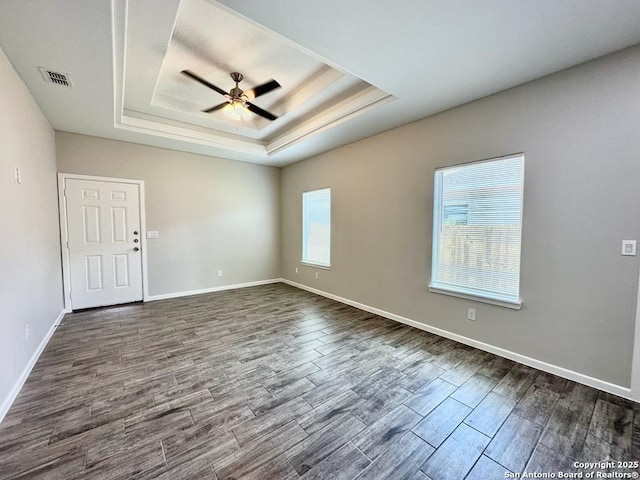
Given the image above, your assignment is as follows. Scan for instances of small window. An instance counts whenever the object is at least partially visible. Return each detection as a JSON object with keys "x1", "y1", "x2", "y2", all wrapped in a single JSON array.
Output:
[
  {"x1": 302, "y1": 188, "x2": 331, "y2": 267},
  {"x1": 430, "y1": 154, "x2": 525, "y2": 308}
]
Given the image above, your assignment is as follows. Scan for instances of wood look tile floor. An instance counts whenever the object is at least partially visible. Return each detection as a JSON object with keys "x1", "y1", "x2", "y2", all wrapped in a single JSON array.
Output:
[{"x1": 1, "y1": 283, "x2": 638, "y2": 479}]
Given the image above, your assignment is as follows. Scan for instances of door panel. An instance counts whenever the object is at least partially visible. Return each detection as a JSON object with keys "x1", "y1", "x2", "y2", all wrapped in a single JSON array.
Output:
[
  {"x1": 113, "y1": 254, "x2": 130, "y2": 287},
  {"x1": 83, "y1": 206, "x2": 101, "y2": 243},
  {"x1": 66, "y1": 178, "x2": 143, "y2": 309},
  {"x1": 85, "y1": 255, "x2": 103, "y2": 290},
  {"x1": 111, "y1": 207, "x2": 127, "y2": 243}
]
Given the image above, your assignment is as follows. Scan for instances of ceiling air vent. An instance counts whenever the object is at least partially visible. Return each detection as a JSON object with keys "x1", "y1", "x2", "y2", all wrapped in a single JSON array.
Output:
[{"x1": 38, "y1": 67, "x2": 72, "y2": 87}]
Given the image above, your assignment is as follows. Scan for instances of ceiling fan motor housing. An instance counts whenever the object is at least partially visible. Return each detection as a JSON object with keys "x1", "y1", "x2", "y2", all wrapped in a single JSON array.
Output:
[
  {"x1": 230, "y1": 86, "x2": 245, "y2": 99},
  {"x1": 230, "y1": 72, "x2": 246, "y2": 100}
]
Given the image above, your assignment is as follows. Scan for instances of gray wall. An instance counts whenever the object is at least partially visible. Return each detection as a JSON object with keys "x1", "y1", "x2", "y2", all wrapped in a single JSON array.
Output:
[
  {"x1": 56, "y1": 132, "x2": 281, "y2": 297},
  {"x1": 281, "y1": 46, "x2": 640, "y2": 388},
  {"x1": 0, "y1": 46, "x2": 64, "y2": 410}
]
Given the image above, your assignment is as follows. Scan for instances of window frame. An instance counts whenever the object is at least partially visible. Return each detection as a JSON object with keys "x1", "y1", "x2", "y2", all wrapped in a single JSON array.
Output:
[
  {"x1": 429, "y1": 153, "x2": 525, "y2": 310},
  {"x1": 301, "y1": 187, "x2": 332, "y2": 269}
]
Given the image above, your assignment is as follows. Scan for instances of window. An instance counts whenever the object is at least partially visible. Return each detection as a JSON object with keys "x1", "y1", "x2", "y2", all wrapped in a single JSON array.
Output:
[
  {"x1": 430, "y1": 154, "x2": 525, "y2": 308},
  {"x1": 302, "y1": 188, "x2": 331, "y2": 267}
]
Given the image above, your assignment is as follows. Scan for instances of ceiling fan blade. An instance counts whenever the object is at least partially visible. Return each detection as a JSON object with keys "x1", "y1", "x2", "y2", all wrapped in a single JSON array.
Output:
[
  {"x1": 246, "y1": 102, "x2": 278, "y2": 121},
  {"x1": 245, "y1": 79, "x2": 281, "y2": 99},
  {"x1": 202, "y1": 102, "x2": 229, "y2": 113},
  {"x1": 181, "y1": 70, "x2": 228, "y2": 97}
]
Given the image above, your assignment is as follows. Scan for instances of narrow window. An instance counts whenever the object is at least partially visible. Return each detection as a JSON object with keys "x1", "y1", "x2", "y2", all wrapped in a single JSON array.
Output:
[
  {"x1": 302, "y1": 188, "x2": 331, "y2": 267},
  {"x1": 430, "y1": 154, "x2": 525, "y2": 308}
]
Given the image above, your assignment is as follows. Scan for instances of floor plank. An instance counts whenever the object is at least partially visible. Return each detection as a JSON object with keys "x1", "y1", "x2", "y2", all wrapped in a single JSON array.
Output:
[
  {"x1": 213, "y1": 420, "x2": 307, "y2": 480},
  {"x1": 353, "y1": 404, "x2": 422, "y2": 460},
  {"x1": 412, "y1": 397, "x2": 471, "y2": 448},
  {"x1": 301, "y1": 442, "x2": 371, "y2": 480},
  {"x1": 450, "y1": 372, "x2": 498, "y2": 408},
  {"x1": 539, "y1": 382, "x2": 598, "y2": 458},
  {"x1": 355, "y1": 432, "x2": 435, "y2": 480},
  {"x1": 484, "y1": 413, "x2": 543, "y2": 473},
  {"x1": 285, "y1": 414, "x2": 366, "y2": 475},
  {"x1": 404, "y1": 378, "x2": 457, "y2": 416},
  {"x1": 465, "y1": 455, "x2": 513, "y2": 480},
  {"x1": 420, "y1": 423, "x2": 490, "y2": 480},
  {"x1": 463, "y1": 392, "x2": 517, "y2": 437}
]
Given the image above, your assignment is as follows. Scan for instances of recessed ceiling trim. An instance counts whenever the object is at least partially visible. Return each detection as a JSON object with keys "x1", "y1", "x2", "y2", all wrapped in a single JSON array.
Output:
[
  {"x1": 252, "y1": 66, "x2": 344, "y2": 130},
  {"x1": 117, "y1": 111, "x2": 267, "y2": 156},
  {"x1": 267, "y1": 88, "x2": 394, "y2": 155},
  {"x1": 122, "y1": 108, "x2": 266, "y2": 145},
  {"x1": 116, "y1": 86, "x2": 395, "y2": 160}
]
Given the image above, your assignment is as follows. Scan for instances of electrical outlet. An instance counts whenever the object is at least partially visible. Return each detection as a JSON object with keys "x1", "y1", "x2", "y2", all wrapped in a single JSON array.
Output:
[
  {"x1": 217, "y1": 270, "x2": 223, "y2": 277},
  {"x1": 467, "y1": 308, "x2": 476, "y2": 321},
  {"x1": 25, "y1": 324, "x2": 30, "y2": 341},
  {"x1": 315, "y1": 272, "x2": 319, "y2": 279},
  {"x1": 295, "y1": 267, "x2": 299, "y2": 274}
]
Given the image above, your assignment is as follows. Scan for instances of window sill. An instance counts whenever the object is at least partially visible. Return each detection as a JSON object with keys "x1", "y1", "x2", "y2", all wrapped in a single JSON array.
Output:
[
  {"x1": 301, "y1": 261, "x2": 331, "y2": 270},
  {"x1": 428, "y1": 285, "x2": 522, "y2": 310}
]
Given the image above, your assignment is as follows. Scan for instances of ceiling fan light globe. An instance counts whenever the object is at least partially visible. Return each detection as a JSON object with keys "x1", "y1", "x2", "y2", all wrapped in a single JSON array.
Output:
[
  {"x1": 233, "y1": 101, "x2": 245, "y2": 117},
  {"x1": 223, "y1": 103, "x2": 241, "y2": 120}
]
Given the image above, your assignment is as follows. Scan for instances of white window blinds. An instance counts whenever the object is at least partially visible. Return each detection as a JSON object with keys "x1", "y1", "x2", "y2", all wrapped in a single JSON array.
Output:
[
  {"x1": 302, "y1": 188, "x2": 331, "y2": 267},
  {"x1": 430, "y1": 154, "x2": 524, "y2": 307}
]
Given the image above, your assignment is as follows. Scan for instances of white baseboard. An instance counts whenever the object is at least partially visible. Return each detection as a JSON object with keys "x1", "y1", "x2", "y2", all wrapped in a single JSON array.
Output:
[
  {"x1": 281, "y1": 278, "x2": 635, "y2": 401},
  {"x1": 0, "y1": 309, "x2": 66, "y2": 424},
  {"x1": 146, "y1": 278, "x2": 281, "y2": 302}
]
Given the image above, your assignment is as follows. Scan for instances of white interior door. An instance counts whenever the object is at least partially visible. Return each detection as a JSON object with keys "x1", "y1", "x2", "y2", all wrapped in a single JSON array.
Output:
[{"x1": 65, "y1": 178, "x2": 143, "y2": 309}]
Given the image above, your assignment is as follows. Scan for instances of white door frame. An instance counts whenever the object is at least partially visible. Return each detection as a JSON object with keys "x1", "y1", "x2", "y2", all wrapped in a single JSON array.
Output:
[
  {"x1": 58, "y1": 173, "x2": 149, "y2": 311},
  {"x1": 631, "y1": 267, "x2": 640, "y2": 401}
]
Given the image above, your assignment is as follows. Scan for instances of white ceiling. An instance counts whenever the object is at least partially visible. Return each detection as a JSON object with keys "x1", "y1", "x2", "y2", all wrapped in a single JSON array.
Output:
[{"x1": 0, "y1": 0, "x2": 639, "y2": 167}]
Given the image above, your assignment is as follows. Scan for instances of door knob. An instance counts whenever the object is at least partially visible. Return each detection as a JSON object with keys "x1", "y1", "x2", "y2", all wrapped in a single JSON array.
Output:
[
  {"x1": 133, "y1": 247, "x2": 140, "y2": 252},
  {"x1": 133, "y1": 231, "x2": 139, "y2": 235},
  {"x1": 133, "y1": 238, "x2": 139, "y2": 243}
]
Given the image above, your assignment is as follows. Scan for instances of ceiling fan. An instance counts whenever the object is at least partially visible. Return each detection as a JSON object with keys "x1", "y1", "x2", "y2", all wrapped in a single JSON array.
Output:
[{"x1": 181, "y1": 70, "x2": 281, "y2": 120}]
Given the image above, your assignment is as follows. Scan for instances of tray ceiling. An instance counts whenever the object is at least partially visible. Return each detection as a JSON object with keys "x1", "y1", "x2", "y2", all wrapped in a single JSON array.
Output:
[{"x1": 120, "y1": 0, "x2": 392, "y2": 159}]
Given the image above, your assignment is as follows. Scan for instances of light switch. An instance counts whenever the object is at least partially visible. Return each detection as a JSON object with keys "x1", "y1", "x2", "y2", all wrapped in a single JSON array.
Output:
[
  {"x1": 146, "y1": 231, "x2": 159, "y2": 239},
  {"x1": 14, "y1": 167, "x2": 22, "y2": 184},
  {"x1": 622, "y1": 240, "x2": 636, "y2": 256}
]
